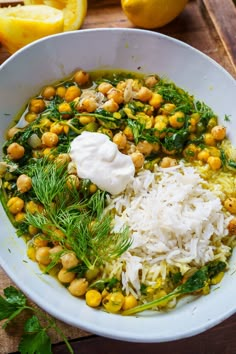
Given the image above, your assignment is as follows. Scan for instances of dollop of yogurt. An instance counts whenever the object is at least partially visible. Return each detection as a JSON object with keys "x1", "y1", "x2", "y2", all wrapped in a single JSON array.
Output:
[{"x1": 69, "y1": 132, "x2": 135, "y2": 195}]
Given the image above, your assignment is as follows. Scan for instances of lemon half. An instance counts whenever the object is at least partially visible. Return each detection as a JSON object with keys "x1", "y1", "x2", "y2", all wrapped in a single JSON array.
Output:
[
  {"x1": 121, "y1": 0, "x2": 188, "y2": 29},
  {"x1": 24, "y1": 0, "x2": 87, "y2": 31},
  {"x1": 0, "y1": 5, "x2": 64, "y2": 53}
]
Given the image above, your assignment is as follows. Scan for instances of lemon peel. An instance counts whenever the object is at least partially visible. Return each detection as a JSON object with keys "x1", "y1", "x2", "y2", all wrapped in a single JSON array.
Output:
[
  {"x1": 121, "y1": 0, "x2": 188, "y2": 29},
  {"x1": 24, "y1": 0, "x2": 87, "y2": 31},
  {"x1": 0, "y1": 5, "x2": 64, "y2": 54}
]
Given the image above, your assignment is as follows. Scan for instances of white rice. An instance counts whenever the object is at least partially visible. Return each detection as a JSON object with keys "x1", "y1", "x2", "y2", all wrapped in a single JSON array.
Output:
[{"x1": 105, "y1": 164, "x2": 232, "y2": 296}]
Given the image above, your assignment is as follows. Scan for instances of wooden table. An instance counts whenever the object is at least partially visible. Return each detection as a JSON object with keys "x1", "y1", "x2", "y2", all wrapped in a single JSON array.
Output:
[{"x1": 0, "y1": 0, "x2": 236, "y2": 353}]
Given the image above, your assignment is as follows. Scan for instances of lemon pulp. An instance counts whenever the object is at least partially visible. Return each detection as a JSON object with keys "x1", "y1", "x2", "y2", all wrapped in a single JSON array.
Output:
[
  {"x1": 24, "y1": 0, "x2": 87, "y2": 31},
  {"x1": 0, "y1": 5, "x2": 64, "y2": 53}
]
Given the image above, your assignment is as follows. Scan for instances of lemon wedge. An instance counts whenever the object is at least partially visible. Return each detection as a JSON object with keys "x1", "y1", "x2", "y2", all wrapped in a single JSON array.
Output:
[
  {"x1": 24, "y1": 0, "x2": 87, "y2": 31},
  {"x1": 0, "y1": 5, "x2": 64, "y2": 53},
  {"x1": 121, "y1": 0, "x2": 188, "y2": 29}
]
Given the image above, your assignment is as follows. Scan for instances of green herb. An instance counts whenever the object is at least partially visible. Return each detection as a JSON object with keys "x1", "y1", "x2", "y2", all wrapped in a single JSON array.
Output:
[
  {"x1": 25, "y1": 158, "x2": 132, "y2": 270},
  {"x1": 194, "y1": 101, "x2": 215, "y2": 127},
  {"x1": 162, "y1": 130, "x2": 189, "y2": 152},
  {"x1": 0, "y1": 286, "x2": 74, "y2": 354},
  {"x1": 224, "y1": 114, "x2": 231, "y2": 122},
  {"x1": 89, "y1": 277, "x2": 119, "y2": 292},
  {"x1": 122, "y1": 262, "x2": 226, "y2": 316}
]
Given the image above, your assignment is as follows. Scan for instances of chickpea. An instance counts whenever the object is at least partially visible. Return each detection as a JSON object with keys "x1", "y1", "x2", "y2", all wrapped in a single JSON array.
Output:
[
  {"x1": 136, "y1": 140, "x2": 153, "y2": 155},
  {"x1": 56, "y1": 86, "x2": 66, "y2": 98},
  {"x1": 7, "y1": 127, "x2": 21, "y2": 139},
  {"x1": 208, "y1": 147, "x2": 221, "y2": 157},
  {"x1": 65, "y1": 85, "x2": 81, "y2": 102},
  {"x1": 207, "y1": 156, "x2": 222, "y2": 170},
  {"x1": 28, "y1": 225, "x2": 39, "y2": 236},
  {"x1": 85, "y1": 289, "x2": 102, "y2": 307},
  {"x1": 151, "y1": 142, "x2": 160, "y2": 153},
  {"x1": 41, "y1": 132, "x2": 59, "y2": 147},
  {"x1": 35, "y1": 247, "x2": 51, "y2": 265},
  {"x1": 98, "y1": 82, "x2": 113, "y2": 95},
  {"x1": 78, "y1": 115, "x2": 95, "y2": 125},
  {"x1": 43, "y1": 148, "x2": 54, "y2": 159},
  {"x1": 67, "y1": 278, "x2": 88, "y2": 297},
  {"x1": 116, "y1": 80, "x2": 127, "y2": 91},
  {"x1": 26, "y1": 200, "x2": 43, "y2": 214},
  {"x1": 80, "y1": 98, "x2": 98, "y2": 113},
  {"x1": 40, "y1": 117, "x2": 52, "y2": 128},
  {"x1": 55, "y1": 153, "x2": 71, "y2": 166},
  {"x1": 169, "y1": 111, "x2": 185, "y2": 129},
  {"x1": 102, "y1": 99, "x2": 119, "y2": 113},
  {"x1": 49, "y1": 245, "x2": 63, "y2": 255},
  {"x1": 154, "y1": 114, "x2": 168, "y2": 124},
  {"x1": 197, "y1": 150, "x2": 210, "y2": 162},
  {"x1": 7, "y1": 197, "x2": 24, "y2": 214},
  {"x1": 61, "y1": 252, "x2": 79, "y2": 269},
  {"x1": 74, "y1": 70, "x2": 90, "y2": 86},
  {"x1": 89, "y1": 183, "x2": 97, "y2": 194},
  {"x1": 67, "y1": 161, "x2": 77, "y2": 175},
  {"x1": 7, "y1": 142, "x2": 25, "y2": 160},
  {"x1": 52, "y1": 228, "x2": 65, "y2": 241},
  {"x1": 228, "y1": 218, "x2": 236, "y2": 234},
  {"x1": 42, "y1": 86, "x2": 56, "y2": 100},
  {"x1": 113, "y1": 132, "x2": 127, "y2": 150},
  {"x1": 149, "y1": 93, "x2": 163, "y2": 109},
  {"x1": 159, "y1": 103, "x2": 176, "y2": 115},
  {"x1": 224, "y1": 198, "x2": 236, "y2": 214},
  {"x1": 162, "y1": 146, "x2": 176, "y2": 156},
  {"x1": 154, "y1": 121, "x2": 167, "y2": 138},
  {"x1": 123, "y1": 125, "x2": 134, "y2": 141},
  {"x1": 107, "y1": 88, "x2": 124, "y2": 104},
  {"x1": 58, "y1": 268, "x2": 76, "y2": 283},
  {"x1": 183, "y1": 144, "x2": 199, "y2": 161},
  {"x1": 34, "y1": 235, "x2": 48, "y2": 248},
  {"x1": 15, "y1": 212, "x2": 26, "y2": 223},
  {"x1": 16, "y1": 174, "x2": 32, "y2": 193},
  {"x1": 122, "y1": 295, "x2": 138, "y2": 311},
  {"x1": 58, "y1": 102, "x2": 72, "y2": 118},
  {"x1": 29, "y1": 98, "x2": 46, "y2": 113},
  {"x1": 145, "y1": 75, "x2": 158, "y2": 88},
  {"x1": 102, "y1": 292, "x2": 125, "y2": 313},
  {"x1": 137, "y1": 87, "x2": 153, "y2": 102},
  {"x1": 24, "y1": 113, "x2": 38, "y2": 126},
  {"x1": 189, "y1": 113, "x2": 200, "y2": 126},
  {"x1": 211, "y1": 125, "x2": 226, "y2": 141},
  {"x1": 66, "y1": 174, "x2": 80, "y2": 190},
  {"x1": 50, "y1": 122, "x2": 64, "y2": 135},
  {"x1": 160, "y1": 157, "x2": 177, "y2": 168},
  {"x1": 85, "y1": 267, "x2": 99, "y2": 281},
  {"x1": 155, "y1": 290, "x2": 169, "y2": 307},
  {"x1": 207, "y1": 117, "x2": 217, "y2": 130},
  {"x1": 130, "y1": 151, "x2": 145, "y2": 169},
  {"x1": 204, "y1": 133, "x2": 216, "y2": 146}
]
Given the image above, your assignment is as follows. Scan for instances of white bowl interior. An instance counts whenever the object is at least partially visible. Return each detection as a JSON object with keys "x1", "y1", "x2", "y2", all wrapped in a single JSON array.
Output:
[{"x1": 0, "y1": 29, "x2": 236, "y2": 342}]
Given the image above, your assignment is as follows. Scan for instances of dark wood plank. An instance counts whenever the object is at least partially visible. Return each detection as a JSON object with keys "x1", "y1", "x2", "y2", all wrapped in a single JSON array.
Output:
[{"x1": 202, "y1": 0, "x2": 236, "y2": 71}]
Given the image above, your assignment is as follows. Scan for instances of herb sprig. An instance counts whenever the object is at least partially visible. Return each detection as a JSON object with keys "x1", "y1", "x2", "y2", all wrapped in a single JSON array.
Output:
[{"x1": 0, "y1": 286, "x2": 74, "y2": 354}]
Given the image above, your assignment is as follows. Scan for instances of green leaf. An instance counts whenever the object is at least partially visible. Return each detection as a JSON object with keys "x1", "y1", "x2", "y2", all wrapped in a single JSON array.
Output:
[
  {"x1": 18, "y1": 329, "x2": 52, "y2": 354},
  {"x1": 4, "y1": 286, "x2": 27, "y2": 306},
  {"x1": 177, "y1": 267, "x2": 208, "y2": 294},
  {"x1": 0, "y1": 287, "x2": 27, "y2": 323},
  {"x1": 24, "y1": 316, "x2": 42, "y2": 333}
]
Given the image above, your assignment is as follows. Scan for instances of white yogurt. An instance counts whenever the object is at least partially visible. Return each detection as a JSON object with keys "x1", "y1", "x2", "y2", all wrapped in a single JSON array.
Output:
[{"x1": 69, "y1": 132, "x2": 135, "y2": 195}]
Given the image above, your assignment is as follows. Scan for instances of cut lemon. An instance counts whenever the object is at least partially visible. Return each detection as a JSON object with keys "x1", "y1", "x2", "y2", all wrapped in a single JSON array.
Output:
[
  {"x1": 0, "y1": 5, "x2": 64, "y2": 53},
  {"x1": 24, "y1": 0, "x2": 87, "y2": 31},
  {"x1": 121, "y1": 0, "x2": 188, "y2": 29}
]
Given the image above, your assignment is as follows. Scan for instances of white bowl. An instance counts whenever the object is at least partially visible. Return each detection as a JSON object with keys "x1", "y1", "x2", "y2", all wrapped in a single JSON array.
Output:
[{"x1": 0, "y1": 29, "x2": 236, "y2": 343}]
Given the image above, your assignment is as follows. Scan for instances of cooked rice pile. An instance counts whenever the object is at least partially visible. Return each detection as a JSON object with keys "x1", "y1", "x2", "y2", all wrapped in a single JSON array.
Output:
[{"x1": 104, "y1": 164, "x2": 233, "y2": 296}]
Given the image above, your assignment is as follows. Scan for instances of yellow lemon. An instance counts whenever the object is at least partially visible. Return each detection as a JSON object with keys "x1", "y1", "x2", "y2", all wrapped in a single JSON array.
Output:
[
  {"x1": 24, "y1": 0, "x2": 87, "y2": 31},
  {"x1": 121, "y1": 0, "x2": 189, "y2": 29},
  {"x1": 0, "y1": 5, "x2": 64, "y2": 53}
]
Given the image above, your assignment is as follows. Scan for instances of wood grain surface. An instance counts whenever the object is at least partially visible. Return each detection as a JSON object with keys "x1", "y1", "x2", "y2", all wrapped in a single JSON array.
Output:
[{"x1": 0, "y1": 0, "x2": 236, "y2": 353}]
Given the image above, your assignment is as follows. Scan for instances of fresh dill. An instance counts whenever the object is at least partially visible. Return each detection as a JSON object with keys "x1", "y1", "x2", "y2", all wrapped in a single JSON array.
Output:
[{"x1": 25, "y1": 157, "x2": 132, "y2": 270}]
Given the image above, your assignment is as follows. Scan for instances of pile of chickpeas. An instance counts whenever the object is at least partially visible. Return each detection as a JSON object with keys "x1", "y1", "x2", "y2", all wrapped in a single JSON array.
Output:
[{"x1": 1, "y1": 68, "x2": 236, "y2": 313}]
